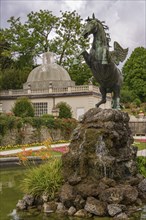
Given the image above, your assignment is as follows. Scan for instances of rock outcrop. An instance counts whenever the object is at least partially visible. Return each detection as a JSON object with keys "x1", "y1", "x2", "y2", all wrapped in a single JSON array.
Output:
[{"x1": 59, "y1": 108, "x2": 146, "y2": 218}]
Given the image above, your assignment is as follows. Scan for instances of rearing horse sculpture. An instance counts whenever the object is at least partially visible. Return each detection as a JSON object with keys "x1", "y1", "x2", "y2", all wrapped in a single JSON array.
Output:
[{"x1": 80, "y1": 14, "x2": 128, "y2": 109}]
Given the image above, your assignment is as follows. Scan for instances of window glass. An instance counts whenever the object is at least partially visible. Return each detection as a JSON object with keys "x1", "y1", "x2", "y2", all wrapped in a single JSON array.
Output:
[{"x1": 33, "y1": 102, "x2": 48, "y2": 116}]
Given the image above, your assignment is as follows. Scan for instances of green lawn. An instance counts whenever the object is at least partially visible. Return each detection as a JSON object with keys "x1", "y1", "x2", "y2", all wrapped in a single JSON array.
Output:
[{"x1": 133, "y1": 142, "x2": 146, "y2": 150}]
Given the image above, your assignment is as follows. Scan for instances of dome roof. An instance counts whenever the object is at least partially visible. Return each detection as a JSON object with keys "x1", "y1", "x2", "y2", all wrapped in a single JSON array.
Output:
[
  {"x1": 23, "y1": 52, "x2": 75, "y2": 90},
  {"x1": 27, "y1": 63, "x2": 71, "y2": 82}
]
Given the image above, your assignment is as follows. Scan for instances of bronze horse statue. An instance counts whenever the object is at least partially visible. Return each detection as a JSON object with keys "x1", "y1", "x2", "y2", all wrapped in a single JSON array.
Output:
[{"x1": 80, "y1": 14, "x2": 128, "y2": 109}]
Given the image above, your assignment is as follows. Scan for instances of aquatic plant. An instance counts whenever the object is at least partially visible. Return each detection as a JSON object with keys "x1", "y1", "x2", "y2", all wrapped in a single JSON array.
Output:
[
  {"x1": 21, "y1": 158, "x2": 63, "y2": 199},
  {"x1": 137, "y1": 156, "x2": 146, "y2": 177}
]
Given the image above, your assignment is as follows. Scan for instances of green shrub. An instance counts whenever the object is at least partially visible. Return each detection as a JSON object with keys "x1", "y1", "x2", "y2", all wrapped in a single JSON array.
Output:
[
  {"x1": 32, "y1": 117, "x2": 43, "y2": 129},
  {"x1": 7, "y1": 115, "x2": 16, "y2": 130},
  {"x1": 0, "y1": 114, "x2": 17, "y2": 135},
  {"x1": 133, "y1": 98, "x2": 141, "y2": 107},
  {"x1": 44, "y1": 117, "x2": 56, "y2": 129},
  {"x1": 21, "y1": 158, "x2": 63, "y2": 199},
  {"x1": 137, "y1": 156, "x2": 146, "y2": 177},
  {"x1": 58, "y1": 118, "x2": 77, "y2": 139},
  {"x1": 0, "y1": 115, "x2": 8, "y2": 135},
  {"x1": 41, "y1": 114, "x2": 54, "y2": 119},
  {"x1": 121, "y1": 87, "x2": 137, "y2": 103},
  {"x1": 22, "y1": 117, "x2": 33, "y2": 125},
  {"x1": 12, "y1": 97, "x2": 34, "y2": 117},
  {"x1": 56, "y1": 102, "x2": 72, "y2": 119},
  {"x1": 16, "y1": 118, "x2": 23, "y2": 131}
]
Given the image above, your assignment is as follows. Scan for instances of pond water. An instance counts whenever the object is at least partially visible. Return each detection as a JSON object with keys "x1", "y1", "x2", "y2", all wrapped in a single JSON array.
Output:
[{"x1": 0, "y1": 166, "x2": 145, "y2": 220}]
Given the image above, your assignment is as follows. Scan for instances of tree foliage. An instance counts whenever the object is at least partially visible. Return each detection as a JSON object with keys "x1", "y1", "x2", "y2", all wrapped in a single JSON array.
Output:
[
  {"x1": 122, "y1": 47, "x2": 146, "y2": 102},
  {"x1": 56, "y1": 102, "x2": 72, "y2": 119},
  {"x1": 26, "y1": 10, "x2": 59, "y2": 55},
  {"x1": 0, "y1": 33, "x2": 14, "y2": 70},
  {"x1": 12, "y1": 97, "x2": 34, "y2": 117},
  {"x1": 68, "y1": 57, "x2": 92, "y2": 85},
  {"x1": 50, "y1": 11, "x2": 88, "y2": 66},
  {"x1": 0, "y1": 10, "x2": 92, "y2": 89},
  {"x1": 0, "y1": 67, "x2": 30, "y2": 90},
  {"x1": 1, "y1": 17, "x2": 34, "y2": 68}
]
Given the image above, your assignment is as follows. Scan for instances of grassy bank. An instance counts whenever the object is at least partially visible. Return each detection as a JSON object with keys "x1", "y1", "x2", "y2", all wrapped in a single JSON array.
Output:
[{"x1": 133, "y1": 141, "x2": 146, "y2": 150}]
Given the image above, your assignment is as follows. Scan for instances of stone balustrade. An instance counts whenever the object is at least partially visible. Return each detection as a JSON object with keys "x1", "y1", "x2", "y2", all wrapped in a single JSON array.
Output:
[{"x1": 0, "y1": 85, "x2": 100, "y2": 96}]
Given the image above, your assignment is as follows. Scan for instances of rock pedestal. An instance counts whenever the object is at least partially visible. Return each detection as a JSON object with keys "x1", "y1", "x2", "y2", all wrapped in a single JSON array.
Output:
[{"x1": 60, "y1": 108, "x2": 146, "y2": 218}]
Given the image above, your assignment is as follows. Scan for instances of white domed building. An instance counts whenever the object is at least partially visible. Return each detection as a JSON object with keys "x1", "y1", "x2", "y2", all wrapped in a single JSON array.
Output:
[
  {"x1": 0, "y1": 52, "x2": 111, "y2": 119},
  {"x1": 23, "y1": 52, "x2": 75, "y2": 90}
]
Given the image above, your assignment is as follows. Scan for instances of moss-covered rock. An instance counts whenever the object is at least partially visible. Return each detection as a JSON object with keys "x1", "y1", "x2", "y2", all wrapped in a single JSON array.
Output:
[{"x1": 60, "y1": 108, "x2": 146, "y2": 218}]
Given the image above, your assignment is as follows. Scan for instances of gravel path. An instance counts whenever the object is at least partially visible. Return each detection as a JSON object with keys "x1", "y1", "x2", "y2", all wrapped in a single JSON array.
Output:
[{"x1": 0, "y1": 143, "x2": 70, "y2": 156}]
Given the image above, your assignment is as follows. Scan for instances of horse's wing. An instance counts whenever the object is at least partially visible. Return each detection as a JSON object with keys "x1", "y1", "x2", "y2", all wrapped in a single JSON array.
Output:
[{"x1": 110, "y1": 41, "x2": 128, "y2": 65}]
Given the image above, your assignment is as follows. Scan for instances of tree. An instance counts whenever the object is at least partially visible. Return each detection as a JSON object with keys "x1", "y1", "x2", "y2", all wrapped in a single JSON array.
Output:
[
  {"x1": 1, "y1": 17, "x2": 35, "y2": 68},
  {"x1": 0, "y1": 29, "x2": 32, "y2": 89},
  {"x1": 69, "y1": 61, "x2": 92, "y2": 85},
  {"x1": 12, "y1": 97, "x2": 34, "y2": 117},
  {"x1": 122, "y1": 47, "x2": 146, "y2": 102},
  {"x1": 50, "y1": 11, "x2": 88, "y2": 65},
  {"x1": 56, "y1": 102, "x2": 72, "y2": 118},
  {"x1": 1, "y1": 10, "x2": 58, "y2": 66},
  {"x1": 0, "y1": 67, "x2": 31, "y2": 90},
  {"x1": 1, "y1": 10, "x2": 91, "y2": 87},
  {"x1": 26, "y1": 10, "x2": 59, "y2": 55},
  {"x1": 120, "y1": 85, "x2": 137, "y2": 103},
  {"x1": 0, "y1": 36, "x2": 14, "y2": 70},
  {"x1": 50, "y1": 11, "x2": 91, "y2": 85}
]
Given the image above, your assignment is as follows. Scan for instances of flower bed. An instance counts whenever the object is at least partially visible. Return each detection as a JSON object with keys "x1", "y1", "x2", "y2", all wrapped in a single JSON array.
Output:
[
  {"x1": 52, "y1": 146, "x2": 69, "y2": 154},
  {"x1": 0, "y1": 142, "x2": 41, "y2": 151},
  {"x1": 0, "y1": 138, "x2": 69, "y2": 164},
  {"x1": 0, "y1": 145, "x2": 69, "y2": 159},
  {"x1": 0, "y1": 140, "x2": 69, "y2": 151}
]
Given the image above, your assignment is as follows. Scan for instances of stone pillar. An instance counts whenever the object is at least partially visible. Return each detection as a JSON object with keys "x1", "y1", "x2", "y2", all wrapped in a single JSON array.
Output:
[
  {"x1": 27, "y1": 84, "x2": 31, "y2": 94},
  {"x1": 68, "y1": 86, "x2": 71, "y2": 92},
  {"x1": 9, "y1": 90, "x2": 12, "y2": 95},
  {"x1": 43, "y1": 52, "x2": 55, "y2": 65},
  {"x1": 0, "y1": 103, "x2": 2, "y2": 113},
  {"x1": 49, "y1": 82, "x2": 53, "y2": 93},
  {"x1": 89, "y1": 84, "x2": 93, "y2": 91}
]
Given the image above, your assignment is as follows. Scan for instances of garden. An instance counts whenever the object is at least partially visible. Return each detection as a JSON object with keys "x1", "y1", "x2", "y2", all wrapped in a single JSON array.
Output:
[{"x1": 0, "y1": 98, "x2": 146, "y2": 220}]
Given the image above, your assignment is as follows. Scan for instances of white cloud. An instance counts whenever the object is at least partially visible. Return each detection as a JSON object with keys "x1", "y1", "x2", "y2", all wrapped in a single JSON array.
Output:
[
  {"x1": 0, "y1": 0, "x2": 145, "y2": 61},
  {"x1": 64, "y1": 0, "x2": 85, "y2": 11}
]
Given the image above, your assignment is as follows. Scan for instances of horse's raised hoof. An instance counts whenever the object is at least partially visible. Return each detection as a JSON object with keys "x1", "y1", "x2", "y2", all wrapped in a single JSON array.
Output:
[{"x1": 95, "y1": 104, "x2": 99, "y2": 108}]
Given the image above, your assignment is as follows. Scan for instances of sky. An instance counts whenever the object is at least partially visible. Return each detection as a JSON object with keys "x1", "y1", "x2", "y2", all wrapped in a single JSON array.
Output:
[{"x1": 0, "y1": 0, "x2": 146, "y2": 65}]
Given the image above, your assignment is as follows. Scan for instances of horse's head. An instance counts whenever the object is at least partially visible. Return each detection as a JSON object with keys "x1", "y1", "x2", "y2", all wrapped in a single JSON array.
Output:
[
  {"x1": 82, "y1": 14, "x2": 110, "y2": 47},
  {"x1": 82, "y1": 14, "x2": 103, "y2": 38},
  {"x1": 82, "y1": 19, "x2": 99, "y2": 38}
]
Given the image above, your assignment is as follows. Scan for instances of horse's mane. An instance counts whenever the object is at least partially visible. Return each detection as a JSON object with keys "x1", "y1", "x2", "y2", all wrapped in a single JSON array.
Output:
[{"x1": 86, "y1": 16, "x2": 111, "y2": 47}]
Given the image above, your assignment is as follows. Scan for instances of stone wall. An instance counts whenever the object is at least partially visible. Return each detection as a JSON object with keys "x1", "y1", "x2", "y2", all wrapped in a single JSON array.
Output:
[
  {"x1": 1, "y1": 116, "x2": 145, "y2": 147},
  {"x1": 0, "y1": 124, "x2": 71, "y2": 146},
  {"x1": 129, "y1": 120, "x2": 146, "y2": 136}
]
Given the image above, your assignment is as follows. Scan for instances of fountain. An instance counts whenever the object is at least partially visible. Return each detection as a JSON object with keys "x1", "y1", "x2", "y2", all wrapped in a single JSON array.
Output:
[
  {"x1": 16, "y1": 13, "x2": 146, "y2": 218},
  {"x1": 15, "y1": 108, "x2": 146, "y2": 219},
  {"x1": 59, "y1": 108, "x2": 146, "y2": 218}
]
